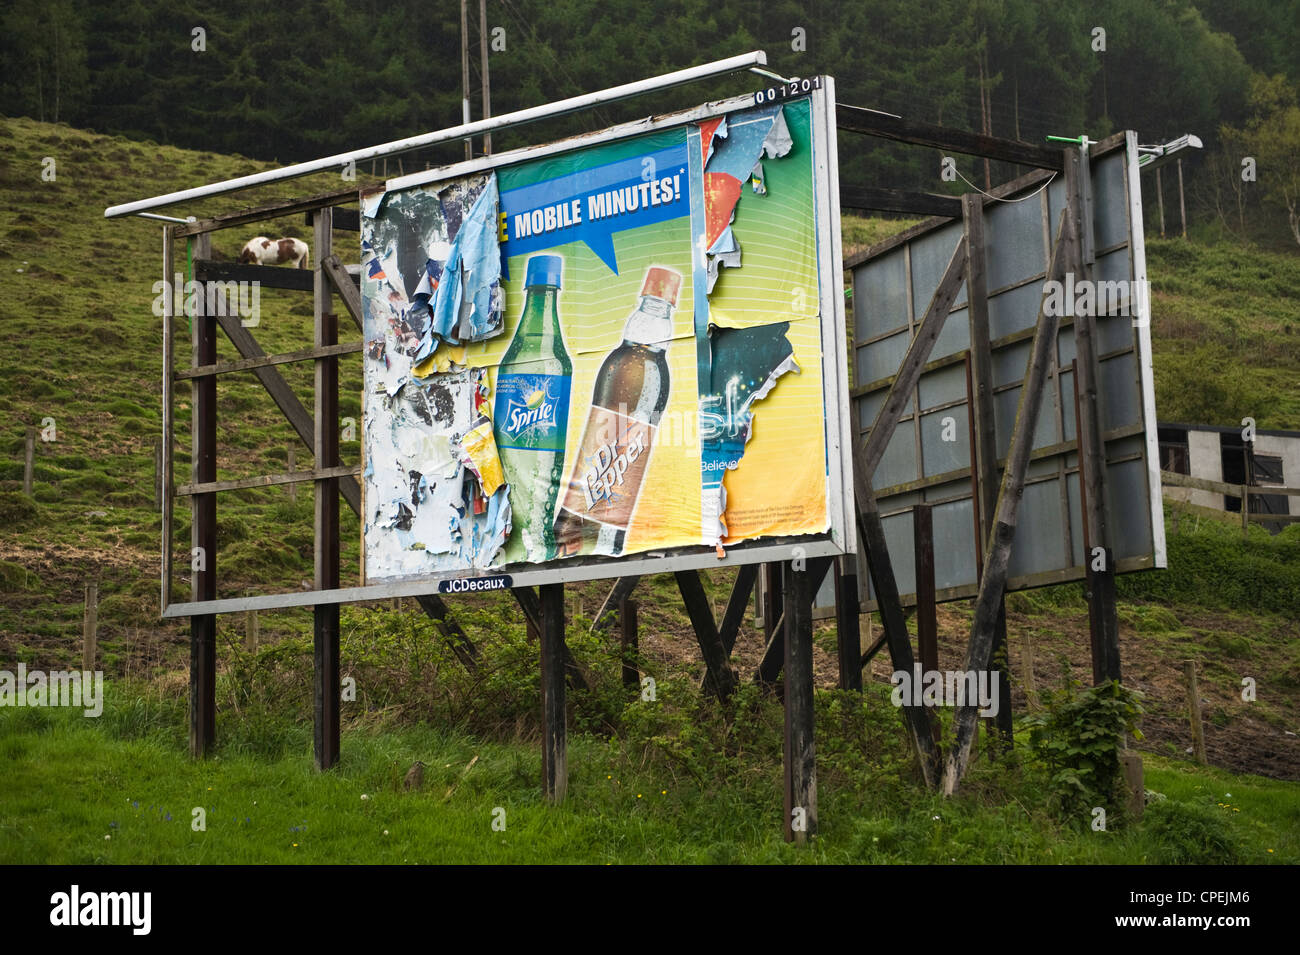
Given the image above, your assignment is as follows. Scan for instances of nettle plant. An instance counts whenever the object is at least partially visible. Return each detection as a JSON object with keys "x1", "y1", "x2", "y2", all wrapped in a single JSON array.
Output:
[{"x1": 1022, "y1": 679, "x2": 1144, "y2": 824}]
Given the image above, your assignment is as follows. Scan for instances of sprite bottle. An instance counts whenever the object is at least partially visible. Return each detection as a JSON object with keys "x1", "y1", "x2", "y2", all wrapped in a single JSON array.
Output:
[{"x1": 493, "y1": 255, "x2": 572, "y2": 564}]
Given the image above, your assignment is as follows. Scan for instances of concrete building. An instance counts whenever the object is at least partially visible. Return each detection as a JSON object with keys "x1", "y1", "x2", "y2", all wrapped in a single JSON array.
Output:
[{"x1": 1158, "y1": 421, "x2": 1300, "y2": 529}]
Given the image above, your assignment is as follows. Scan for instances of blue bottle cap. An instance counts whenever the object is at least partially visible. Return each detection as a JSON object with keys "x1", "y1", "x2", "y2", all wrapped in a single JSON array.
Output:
[{"x1": 524, "y1": 254, "x2": 563, "y2": 289}]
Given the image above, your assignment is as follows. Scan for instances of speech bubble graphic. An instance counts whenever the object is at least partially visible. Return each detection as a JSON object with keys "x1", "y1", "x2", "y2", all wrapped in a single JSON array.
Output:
[{"x1": 499, "y1": 142, "x2": 690, "y2": 276}]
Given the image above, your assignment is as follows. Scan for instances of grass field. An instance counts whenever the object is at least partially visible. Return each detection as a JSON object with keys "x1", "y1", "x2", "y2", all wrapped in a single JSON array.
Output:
[{"x1": 2, "y1": 680, "x2": 1294, "y2": 864}]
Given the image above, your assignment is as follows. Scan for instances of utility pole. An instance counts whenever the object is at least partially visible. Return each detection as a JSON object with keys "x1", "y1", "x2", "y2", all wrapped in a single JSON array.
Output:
[
  {"x1": 1177, "y1": 157, "x2": 1188, "y2": 239},
  {"x1": 461, "y1": 0, "x2": 472, "y2": 161},
  {"x1": 480, "y1": 0, "x2": 492, "y2": 156}
]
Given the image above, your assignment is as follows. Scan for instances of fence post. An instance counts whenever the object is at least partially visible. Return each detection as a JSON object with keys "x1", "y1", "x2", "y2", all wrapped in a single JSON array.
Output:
[
  {"x1": 82, "y1": 582, "x2": 99, "y2": 671},
  {"x1": 1184, "y1": 660, "x2": 1207, "y2": 764},
  {"x1": 24, "y1": 428, "x2": 35, "y2": 496}
]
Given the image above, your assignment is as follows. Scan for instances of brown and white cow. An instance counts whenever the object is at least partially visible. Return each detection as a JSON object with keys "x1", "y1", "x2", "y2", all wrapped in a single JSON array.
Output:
[{"x1": 238, "y1": 236, "x2": 310, "y2": 269}]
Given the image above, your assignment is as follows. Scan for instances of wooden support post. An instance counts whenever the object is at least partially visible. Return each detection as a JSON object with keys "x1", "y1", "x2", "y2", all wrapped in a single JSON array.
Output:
[
  {"x1": 287, "y1": 445, "x2": 297, "y2": 503},
  {"x1": 834, "y1": 554, "x2": 863, "y2": 691},
  {"x1": 704, "y1": 563, "x2": 759, "y2": 694},
  {"x1": 1241, "y1": 486, "x2": 1250, "y2": 538},
  {"x1": 964, "y1": 193, "x2": 1014, "y2": 751},
  {"x1": 913, "y1": 505, "x2": 939, "y2": 675},
  {"x1": 783, "y1": 559, "x2": 816, "y2": 844},
  {"x1": 718, "y1": 563, "x2": 760, "y2": 656},
  {"x1": 513, "y1": 586, "x2": 587, "y2": 690},
  {"x1": 943, "y1": 208, "x2": 1075, "y2": 794},
  {"x1": 540, "y1": 582, "x2": 567, "y2": 803},
  {"x1": 761, "y1": 562, "x2": 783, "y2": 646},
  {"x1": 1065, "y1": 142, "x2": 1122, "y2": 687},
  {"x1": 1185, "y1": 660, "x2": 1206, "y2": 764},
  {"x1": 313, "y1": 208, "x2": 341, "y2": 771},
  {"x1": 620, "y1": 597, "x2": 639, "y2": 689},
  {"x1": 82, "y1": 581, "x2": 98, "y2": 671},
  {"x1": 190, "y1": 231, "x2": 217, "y2": 759},
  {"x1": 1085, "y1": 547, "x2": 1120, "y2": 684},
  {"x1": 23, "y1": 428, "x2": 35, "y2": 496},
  {"x1": 245, "y1": 609, "x2": 259, "y2": 652},
  {"x1": 414, "y1": 593, "x2": 480, "y2": 669},
  {"x1": 855, "y1": 479, "x2": 942, "y2": 787},
  {"x1": 757, "y1": 558, "x2": 832, "y2": 688},
  {"x1": 1121, "y1": 752, "x2": 1144, "y2": 819},
  {"x1": 675, "y1": 570, "x2": 737, "y2": 700},
  {"x1": 591, "y1": 575, "x2": 640, "y2": 633},
  {"x1": 913, "y1": 504, "x2": 941, "y2": 744}
]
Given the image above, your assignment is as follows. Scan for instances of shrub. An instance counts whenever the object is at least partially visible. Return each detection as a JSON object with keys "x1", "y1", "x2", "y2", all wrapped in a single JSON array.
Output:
[
  {"x1": 1142, "y1": 799, "x2": 1241, "y2": 864},
  {"x1": 1023, "y1": 680, "x2": 1144, "y2": 825}
]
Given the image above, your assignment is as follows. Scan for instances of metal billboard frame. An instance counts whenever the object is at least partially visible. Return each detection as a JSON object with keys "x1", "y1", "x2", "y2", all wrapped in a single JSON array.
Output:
[
  {"x1": 840, "y1": 130, "x2": 1164, "y2": 610},
  {"x1": 157, "y1": 80, "x2": 852, "y2": 619}
]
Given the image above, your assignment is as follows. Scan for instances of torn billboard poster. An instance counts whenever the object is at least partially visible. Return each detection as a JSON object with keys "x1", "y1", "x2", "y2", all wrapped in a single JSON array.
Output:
[{"x1": 360, "y1": 84, "x2": 850, "y2": 584}]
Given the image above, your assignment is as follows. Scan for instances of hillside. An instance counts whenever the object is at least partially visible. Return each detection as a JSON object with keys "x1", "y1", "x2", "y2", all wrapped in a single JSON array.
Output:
[{"x1": 1, "y1": 112, "x2": 1298, "y2": 811}]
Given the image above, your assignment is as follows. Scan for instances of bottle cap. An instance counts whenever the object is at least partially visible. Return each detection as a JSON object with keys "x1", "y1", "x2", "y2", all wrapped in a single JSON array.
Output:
[
  {"x1": 524, "y1": 254, "x2": 563, "y2": 289},
  {"x1": 641, "y1": 267, "x2": 681, "y2": 306}
]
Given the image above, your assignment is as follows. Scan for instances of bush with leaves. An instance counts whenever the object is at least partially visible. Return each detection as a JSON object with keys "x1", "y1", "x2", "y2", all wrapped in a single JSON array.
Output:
[{"x1": 1022, "y1": 679, "x2": 1144, "y2": 825}]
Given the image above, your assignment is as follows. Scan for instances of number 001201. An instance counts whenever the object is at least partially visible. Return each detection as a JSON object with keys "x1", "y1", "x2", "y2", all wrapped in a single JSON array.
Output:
[{"x1": 753, "y1": 76, "x2": 822, "y2": 106}]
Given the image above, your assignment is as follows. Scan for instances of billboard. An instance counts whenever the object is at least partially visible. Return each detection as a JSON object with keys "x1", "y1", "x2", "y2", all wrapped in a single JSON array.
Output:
[
  {"x1": 844, "y1": 131, "x2": 1165, "y2": 608},
  {"x1": 360, "y1": 80, "x2": 853, "y2": 588}
]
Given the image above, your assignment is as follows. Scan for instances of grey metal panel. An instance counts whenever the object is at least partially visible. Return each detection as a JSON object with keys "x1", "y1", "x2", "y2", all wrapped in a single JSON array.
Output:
[
  {"x1": 873, "y1": 423, "x2": 919, "y2": 489},
  {"x1": 1099, "y1": 353, "x2": 1141, "y2": 431},
  {"x1": 909, "y1": 226, "x2": 966, "y2": 317},
  {"x1": 931, "y1": 495, "x2": 978, "y2": 592},
  {"x1": 1066, "y1": 471, "x2": 1086, "y2": 566},
  {"x1": 1056, "y1": 324, "x2": 1078, "y2": 368},
  {"x1": 918, "y1": 362, "x2": 969, "y2": 408},
  {"x1": 994, "y1": 385, "x2": 1021, "y2": 460},
  {"x1": 993, "y1": 340, "x2": 1033, "y2": 388},
  {"x1": 1026, "y1": 455, "x2": 1062, "y2": 480},
  {"x1": 879, "y1": 508, "x2": 917, "y2": 596},
  {"x1": 1106, "y1": 438, "x2": 1154, "y2": 560},
  {"x1": 987, "y1": 281, "x2": 1045, "y2": 339},
  {"x1": 857, "y1": 389, "x2": 886, "y2": 427},
  {"x1": 932, "y1": 305, "x2": 971, "y2": 359},
  {"x1": 1046, "y1": 176, "x2": 1070, "y2": 237},
  {"x1": 920, "y1": 407, "x2": 970, "y2": 476},
  {"x1": 986, "y1": 193, "x2": 1047, "y2": 290},
  {"x1": 1006, "y1": 478, "x2": 1069, "y2": 578},
  {"x1": 859, "y1": 329, "x2": 912, "y2": 385},
  {"x1": 856, "y1": 247, "x2": 909, "y2": 336},
  {"x1": 1058, "y1": 366, "x2": 1078, "y2": 444},
  {"x1": 1093, "y1": 153, "x2": 1130, "y2": 249}
]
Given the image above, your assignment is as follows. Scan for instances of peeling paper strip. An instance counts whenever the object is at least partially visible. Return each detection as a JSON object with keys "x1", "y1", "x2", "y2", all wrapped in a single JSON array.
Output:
[
  {"x1": 698, "y1": 322, "x2": 799, "y2": 545},
  {"x1": 430, "y1": 175, "x2": 504, "y2": 344}
]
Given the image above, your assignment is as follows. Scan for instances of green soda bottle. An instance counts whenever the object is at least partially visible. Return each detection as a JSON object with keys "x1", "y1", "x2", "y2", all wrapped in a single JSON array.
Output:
[{"x1": 493, "y1": 255, "x2": 572, "y2": 564}]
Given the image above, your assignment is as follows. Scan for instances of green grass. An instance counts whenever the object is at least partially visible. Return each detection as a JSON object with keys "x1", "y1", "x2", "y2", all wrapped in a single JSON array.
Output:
[{"x1": 1, "y1": 681, "x2": 1293, "y2": 864}]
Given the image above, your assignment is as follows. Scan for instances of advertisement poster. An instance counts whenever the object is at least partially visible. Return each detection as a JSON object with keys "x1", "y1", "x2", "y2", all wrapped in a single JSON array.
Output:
[{"x1": 360, "y1": 94, "x2": 830, "y2": 581}]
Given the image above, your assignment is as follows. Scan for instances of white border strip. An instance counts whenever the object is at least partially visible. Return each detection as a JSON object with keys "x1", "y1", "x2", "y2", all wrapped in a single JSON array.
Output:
[
  {"x1": 105, "y1": 52, "x2": 767, "y2": 218},
  {"x1": 1126, "y1": 130, "x2": 1168, "y2": 568},
  {"x1": 162, "y1": 537, "x2": 844, "y2": 617}
]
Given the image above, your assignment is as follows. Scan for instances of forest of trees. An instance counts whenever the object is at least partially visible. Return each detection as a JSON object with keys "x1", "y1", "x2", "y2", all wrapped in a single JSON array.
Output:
[{"x1": 2, "y1": 0, "x2": 1298, "y2": 245}]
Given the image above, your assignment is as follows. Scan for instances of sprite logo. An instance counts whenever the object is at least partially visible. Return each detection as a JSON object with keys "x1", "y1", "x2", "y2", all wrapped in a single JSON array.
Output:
[
  {"x1": 505, "y1": 387, "x2": 558, "y2": 438},
  {"x1": 494, "y1": 373, "x2": 570, "y2": 450}
]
